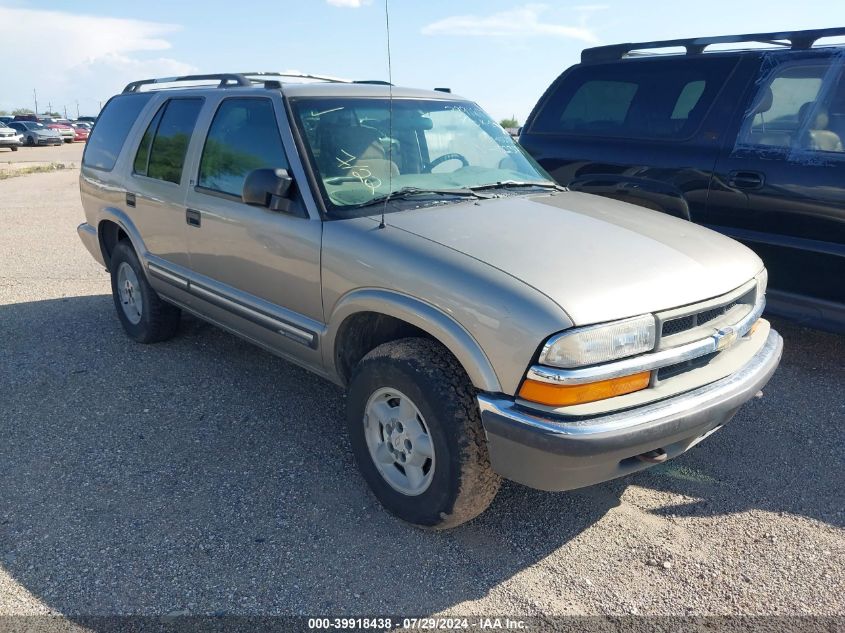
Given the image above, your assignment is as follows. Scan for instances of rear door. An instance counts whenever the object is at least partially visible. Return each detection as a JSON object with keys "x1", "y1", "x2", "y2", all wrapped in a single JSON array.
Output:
[
  {"x1": 708, "y1": 51, "x2": 845, "y2": 328},
  {"x1": 182, "y1": 94, "x2": 324, "y2": 370},
  {"x1": 521, "y1": 56, "x2": 743, "y2": 221},
  {"x1": 129, "y1": 97, "x2": 204, "y2": 272}
]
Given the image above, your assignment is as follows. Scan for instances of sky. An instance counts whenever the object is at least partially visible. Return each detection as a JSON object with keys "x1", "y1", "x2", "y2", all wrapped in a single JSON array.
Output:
[{"x1": 1, "y1": 0, "x2": 844, "y2": 122}]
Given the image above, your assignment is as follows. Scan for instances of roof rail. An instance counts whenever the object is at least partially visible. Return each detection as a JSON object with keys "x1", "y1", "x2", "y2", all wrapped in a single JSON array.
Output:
[
  {"x1": 239, "y1": 71, "x2": 350, "y2": 84},
  {"x1": 123, "y1": 73, "x2": 251, "y2": 93},
  {"x1": 581, "y1": 27, "x2": 845, "y2": 63},
  {"x1": 122, "y1": 71, "x2": 350, "y2": 94}
]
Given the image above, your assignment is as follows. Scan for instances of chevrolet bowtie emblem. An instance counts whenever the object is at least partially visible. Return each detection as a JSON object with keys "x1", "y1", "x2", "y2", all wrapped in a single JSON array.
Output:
[{"x1": 713, "y1": 326, "x2": 738, "y2": 351}]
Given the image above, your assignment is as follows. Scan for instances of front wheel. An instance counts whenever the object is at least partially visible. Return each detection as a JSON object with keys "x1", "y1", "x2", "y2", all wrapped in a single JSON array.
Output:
[
  {"x1": 10, "y1": 146, "x2": 17, "y2": 152},
  {"x1": 109, "y1": 240, "x2": 181, "y2": 343},
  {"x1": 346, "y1": 338, "x2": 501, "y2": 529}
]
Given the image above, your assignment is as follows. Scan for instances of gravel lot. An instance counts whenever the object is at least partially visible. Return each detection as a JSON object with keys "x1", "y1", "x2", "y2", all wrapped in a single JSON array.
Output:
[{"x1": 0, "y1": 159, "x2": 843, "y2": 624}]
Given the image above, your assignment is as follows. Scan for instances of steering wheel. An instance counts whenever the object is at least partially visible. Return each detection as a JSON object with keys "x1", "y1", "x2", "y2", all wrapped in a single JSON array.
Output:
[{"x1": 427, "y1": 153, "x2": 469, "y2": 172}]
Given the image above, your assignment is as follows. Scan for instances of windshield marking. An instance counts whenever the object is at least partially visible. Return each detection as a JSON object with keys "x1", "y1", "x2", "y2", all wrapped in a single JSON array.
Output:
[{"x1": 336, "y1": 148, "x2": 382, "y2": 194}]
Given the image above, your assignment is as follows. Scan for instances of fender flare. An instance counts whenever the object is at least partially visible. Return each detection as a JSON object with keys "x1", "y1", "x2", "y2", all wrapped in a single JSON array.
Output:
[
  {"x1": 95, "y1": 207, "x2": 147, "y2": 269},
  {"x1": 324, "y1": 288, "x2": 502, "y2": 393}
]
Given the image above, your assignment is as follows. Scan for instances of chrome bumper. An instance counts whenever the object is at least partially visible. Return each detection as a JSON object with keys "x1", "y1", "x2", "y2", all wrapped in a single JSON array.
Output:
[{"x1": 478, "y1": 328, "x2": 783, "y2": 491}]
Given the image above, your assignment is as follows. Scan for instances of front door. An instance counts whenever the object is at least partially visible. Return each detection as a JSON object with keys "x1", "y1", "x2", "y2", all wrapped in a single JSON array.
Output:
[
  {"x1": 708, "y1": 51, "x2": 845, "y2": 329},
  {"x1": 183, "y1": 95, "x2": 324, "y2": 370}
]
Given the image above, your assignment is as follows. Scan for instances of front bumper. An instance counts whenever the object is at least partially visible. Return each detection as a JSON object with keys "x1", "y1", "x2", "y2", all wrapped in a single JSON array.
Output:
[
  {"x1": 36, "y1": 136, "x2": 62, "y2": 145},
  {"x1": 478, "y1": 328, "x2": 783, "y2": 491},
  {"x1": 0, "y1": 136, "x2": 21, "y2": 147}
]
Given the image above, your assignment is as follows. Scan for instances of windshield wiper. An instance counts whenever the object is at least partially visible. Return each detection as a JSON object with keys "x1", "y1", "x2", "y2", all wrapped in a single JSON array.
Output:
[
  {"x1": 348, "y1": 186, "x2": 490, "y2": 210},
  {"x1": 468, "y1": 180, "x2": 567, "y2": 192}
]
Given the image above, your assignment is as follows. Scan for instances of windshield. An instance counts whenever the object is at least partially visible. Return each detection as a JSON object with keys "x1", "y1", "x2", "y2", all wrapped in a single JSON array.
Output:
[{"x1": 290, "y1": 98, "x2": 552, "y2": 213}]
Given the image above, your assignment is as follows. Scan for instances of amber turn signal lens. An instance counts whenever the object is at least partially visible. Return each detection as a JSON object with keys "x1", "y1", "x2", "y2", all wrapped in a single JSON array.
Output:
[{"x1": 518, "y1": 371, "x2": 651, "y2": 407}]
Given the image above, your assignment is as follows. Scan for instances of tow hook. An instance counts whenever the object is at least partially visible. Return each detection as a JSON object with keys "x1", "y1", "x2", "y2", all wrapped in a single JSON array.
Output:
[{"x1": 636, "y1": 448, "x2": 668, "y2": 464}]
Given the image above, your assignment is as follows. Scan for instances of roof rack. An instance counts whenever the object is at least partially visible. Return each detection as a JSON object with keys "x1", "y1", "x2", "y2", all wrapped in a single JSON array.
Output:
[
  {"x1": 122, "y1": 71, "x2": 350, "y2": 94},
  {"x1": 581, "y1": 27, "x2": 845, "y2": 63}
]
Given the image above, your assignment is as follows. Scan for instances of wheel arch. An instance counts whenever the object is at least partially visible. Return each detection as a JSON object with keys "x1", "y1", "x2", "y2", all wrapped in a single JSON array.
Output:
[
  {"x1": 325, "y1": 289, "x2": 502, "y2": 393},
  {"x1": 95, "y1": 209, "x2": 146, "y2": 271}
]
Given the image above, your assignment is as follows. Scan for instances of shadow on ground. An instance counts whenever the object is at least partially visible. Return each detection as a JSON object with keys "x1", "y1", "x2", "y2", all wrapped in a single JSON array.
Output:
[
  {"x1": 0, "y1": 295, "x2": 617, "y2": 617},
  {"x1": 0, "y1": 298, "x2": 842, "y2": 618}
]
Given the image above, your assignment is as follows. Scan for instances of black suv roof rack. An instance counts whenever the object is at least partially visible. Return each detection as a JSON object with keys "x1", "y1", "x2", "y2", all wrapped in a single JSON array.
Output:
[
  {"x1": 122, "y1": 71, "x2": 349, "y2": 94},
  {"x1": 581, "y1": 27, "x2": 845, "y2": 63}
]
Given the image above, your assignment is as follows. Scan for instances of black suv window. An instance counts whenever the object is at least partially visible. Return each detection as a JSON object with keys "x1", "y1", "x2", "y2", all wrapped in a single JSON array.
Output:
[
  {"x1": 82, "y1": 94, "x2": 153, "y2": 171},
  {"x1": 134, "y1": 98, "x2": 203, "y2": 184},
  {"x1": 531, "y1": 57, "x2": 737, "y2": 140},
  {"x1": 736, "y1": 58, "x2": 844, "y2": 154},
  {"x1": 197, "y1": 98, "x2": 288, "y2": 197}
]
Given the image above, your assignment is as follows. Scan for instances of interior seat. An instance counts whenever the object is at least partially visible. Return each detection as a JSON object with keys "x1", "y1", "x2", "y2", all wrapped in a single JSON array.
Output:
[
  {"x1": 318, "y1": 122, "x2": 397, "y2": 178},
  {"x1": 798, "y1": 102, "x2": 843, "y2": 152}
]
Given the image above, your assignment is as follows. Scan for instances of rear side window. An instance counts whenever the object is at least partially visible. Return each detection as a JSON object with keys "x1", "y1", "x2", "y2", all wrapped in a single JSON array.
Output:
[
  {"x1": 82, "y1": 94, "x2": 153, "y2": 171},
  {"x1": 531, "y1": 57, "x2": 737, "y2": 140},
  {"x1": 134, "y1": 98, "x2": 203, "y2": 184},
  {"x1": 197, "y1": 97, "x2": 288, "y2": 196}
]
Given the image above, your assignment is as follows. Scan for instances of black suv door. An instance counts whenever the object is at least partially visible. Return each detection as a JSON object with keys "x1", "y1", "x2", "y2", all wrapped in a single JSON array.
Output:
[{"x1": 708, "y1": 51, "x2": 845, "y2": 330}]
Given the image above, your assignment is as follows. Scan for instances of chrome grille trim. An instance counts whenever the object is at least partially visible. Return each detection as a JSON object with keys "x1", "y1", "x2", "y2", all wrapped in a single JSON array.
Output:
[{"x1": 526, "y1": 296, "x2": 765, "y2": 386}]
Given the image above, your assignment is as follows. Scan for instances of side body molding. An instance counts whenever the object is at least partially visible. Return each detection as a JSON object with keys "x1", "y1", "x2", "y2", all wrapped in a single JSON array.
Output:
[{"x1": 323, "y1": 288, "x2": 502, "y2": 393}]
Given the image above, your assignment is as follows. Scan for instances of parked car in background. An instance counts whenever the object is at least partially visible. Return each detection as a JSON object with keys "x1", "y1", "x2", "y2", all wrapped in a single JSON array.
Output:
[
  {"x1": 0, "y1": 122, "x2": 22, "y2": 151},
  {"x1": 71, "y1": 123, "x2": 89, "y2": 142},
  {"x1": 76, "y1": 115, "x2": 97, "y2": 123},
  {"x1": 0, "y1": 115, "x2": 14, "y2": 125},
  {"x1": 43, "y1": 119, "x2": 75, "y2": 143},
  {"x1": 7, "y1": 120, "x2": 61, "y2": 146},
  {"x1": 520, "y1": 27, "x2": 845, "y2": 333},
  {"x1": 76, "y1": 72, "x2": 781, "y2": 528}
]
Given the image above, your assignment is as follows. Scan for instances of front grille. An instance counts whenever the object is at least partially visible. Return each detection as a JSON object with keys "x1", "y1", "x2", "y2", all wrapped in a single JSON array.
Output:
[
  {"x1": 661, "y1": 300, "x2": 739, "y2": 338},
  {"x1": 657, "y1": 351, "x2": 718, "y2": 381}
]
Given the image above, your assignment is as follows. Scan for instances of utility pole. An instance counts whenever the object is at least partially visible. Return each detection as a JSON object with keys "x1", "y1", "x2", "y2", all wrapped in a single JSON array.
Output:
[
  {"x1": 47, "y1": 101, "x2": 52, "y2": 115},
  {"x1": 63, "y1": 105, "x2": 68, "y2": 119},
  {"x1": 76, "y1": 100, "x2": 80, "y2": 118},
  {"x1": 33, "y1": 89, "x2": 38, "y2": 114}
]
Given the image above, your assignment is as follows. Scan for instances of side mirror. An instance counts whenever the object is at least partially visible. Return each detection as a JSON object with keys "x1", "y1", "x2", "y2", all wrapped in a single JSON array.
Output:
[{"x1": 243, "y1": 168, "x2": 294, "y2": 213}]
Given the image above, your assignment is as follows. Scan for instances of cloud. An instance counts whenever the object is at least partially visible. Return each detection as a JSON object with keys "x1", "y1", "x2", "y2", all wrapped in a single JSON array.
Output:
[
  {"x1": 421, "y1": 3, "x2": 600, "y2": 43},
  {"x1": 0, "y1": 7, "x2": 194, "y2": 113},
  {"x1": 326, "y1": 0, "x2": 373, "y2": 7}
]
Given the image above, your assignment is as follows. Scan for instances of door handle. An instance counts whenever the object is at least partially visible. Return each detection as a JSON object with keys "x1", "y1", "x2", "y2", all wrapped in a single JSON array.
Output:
[
  {"x1": 186, "y1": 208, "x2": 201, "y2": 227},
  {"x1": 126, "y1": 192, "x2": 136, "y2": 207},
  {"x1": 728, "y1": 170, "x2": 765, "y2": 190}
]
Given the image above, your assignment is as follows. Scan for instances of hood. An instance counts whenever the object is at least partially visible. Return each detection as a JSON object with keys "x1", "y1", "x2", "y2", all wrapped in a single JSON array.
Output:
[{"x1": 385, "y1": 191, "x2": 764, "y2": 325}]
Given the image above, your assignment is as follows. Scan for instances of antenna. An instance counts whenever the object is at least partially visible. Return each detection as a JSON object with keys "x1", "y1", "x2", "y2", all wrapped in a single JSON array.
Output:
[{"x1": 379, "y1": 0, "x2": 393, "y2": 230}]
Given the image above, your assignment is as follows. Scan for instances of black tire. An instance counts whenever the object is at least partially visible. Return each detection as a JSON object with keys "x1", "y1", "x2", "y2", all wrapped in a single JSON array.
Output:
[
  {"x1": 109, "y1": 240, "x2": 181, "y2": 343},
  {"x1": 346, "y1": 337, "x2": 501, "y2": 529},
  {"x1": 27, "y1": 135, "x2": 35, "y2": 146},
  {"x1": 10, "y1": 146, "x2": 17, "y2": 152}
]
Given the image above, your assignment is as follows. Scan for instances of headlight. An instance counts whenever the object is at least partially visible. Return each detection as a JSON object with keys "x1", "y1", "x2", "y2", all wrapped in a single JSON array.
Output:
[{"x1": 539, "y1": 314, "x2": 656, "y2": 368}]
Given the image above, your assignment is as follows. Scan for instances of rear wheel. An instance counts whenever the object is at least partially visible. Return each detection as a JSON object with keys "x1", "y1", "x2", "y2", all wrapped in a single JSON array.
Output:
[
  {"x1": 346, "y1": 338, "x2": 501, "y2": 529},
  {"x1": 109, "y1": 240, "x2": 181, "y2": 343}
]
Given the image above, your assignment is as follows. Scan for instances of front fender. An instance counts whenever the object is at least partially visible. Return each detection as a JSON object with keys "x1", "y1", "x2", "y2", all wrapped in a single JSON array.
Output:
[{"x1": 324, "y1": 288, "x2": 502, "y2": 393}]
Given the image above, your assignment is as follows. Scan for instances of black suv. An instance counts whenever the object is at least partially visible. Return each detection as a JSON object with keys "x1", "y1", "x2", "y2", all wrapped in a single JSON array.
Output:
[{"x1": 520, "y1": 28, "x2": 845, "y2": 333}]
